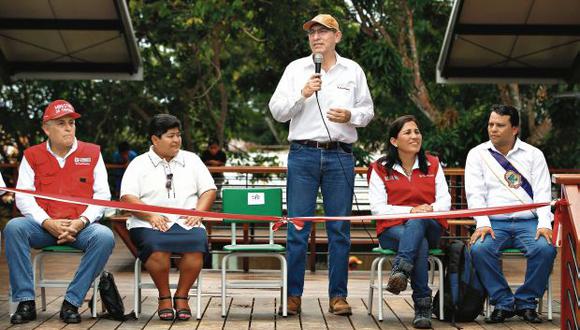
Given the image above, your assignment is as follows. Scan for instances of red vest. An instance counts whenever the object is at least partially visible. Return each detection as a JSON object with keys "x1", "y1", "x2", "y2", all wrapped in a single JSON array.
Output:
[
  {"x1": 368, "y1": 154, "x2": 447, "y2": 236},
  {"x1": 24, "y1": 141, "x2": 100, "y2": 219}
]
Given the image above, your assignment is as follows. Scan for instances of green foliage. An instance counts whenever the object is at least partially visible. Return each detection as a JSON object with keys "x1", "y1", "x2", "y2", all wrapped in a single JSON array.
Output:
[
  {"x1": 0, "y1": 0, "x2": 577, "y2": 169},
  {"x1": 538, "y1": 96, "x2": 580, "y2": 168}
]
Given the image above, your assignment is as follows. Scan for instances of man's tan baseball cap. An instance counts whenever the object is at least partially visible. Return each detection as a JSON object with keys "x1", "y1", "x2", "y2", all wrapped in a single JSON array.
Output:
[{"x1": 303, "y1": 14, "x2": 340, "y2": 32}]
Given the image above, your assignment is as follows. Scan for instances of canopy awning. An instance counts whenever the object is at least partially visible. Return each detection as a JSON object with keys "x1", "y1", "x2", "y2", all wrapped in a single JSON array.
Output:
[
  {"x1": 0, "y1": 0, "x2": 142, "y2": 82},
  {"x1": 437, "y1": 0, "x2": 580, "y2": 84}
]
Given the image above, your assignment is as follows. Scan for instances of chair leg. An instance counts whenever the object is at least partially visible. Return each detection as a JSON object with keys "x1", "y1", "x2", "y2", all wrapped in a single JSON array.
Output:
[
  {"x1": 368, "y1": 257, "x2": 380, "y2": 315},
  {"x1": 377, "y1": 257, "x2": 388, "y2": 321},
  {"x1": 432, "y1": 257, "x2": 444, "y2": 320},
  {"x1": 485, "y1": 297, "x2": 490, "y2": 318},
  {"x1": 9, "y1": 284, "x2": 16, "y2": 316},
  {"x1": 91, "y1": 275, "x2": 99, "y2": 318},
  {"x1": 36, "y1": 253, "x2": 48, "y2": 311},
  {"x1": 547, "y1": 272, "x2": 553, "y2": 321},
  {"x1": 279, "y1": 255, "x2": 287, "y2": 317},
  {"x1": 134, "y1": 258, "x2": 141, "y2": 318},
  {"x1": 221, "y1": 254, "x2": 230, "y2": 317},
  {"x1": 428, "y1": 258, "x2": 435, "y2": 285},
  {"x1": 196, "y1": 272, "x2": 202, "y2": 320}
]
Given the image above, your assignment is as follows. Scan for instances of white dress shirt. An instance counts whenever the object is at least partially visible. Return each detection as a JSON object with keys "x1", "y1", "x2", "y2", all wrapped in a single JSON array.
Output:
[
  {"x1": 465, "y1": 139, "x2": 553, "y2": 229},
  {"x1": 369, "y1": 158, "x2": 451, "y2": 215},
  {"x1": 16, "y1": 139, "x2": 111, "y2": 225},
  {"x1": 269, "y1": 52, "x2": 374, "y2": 143},
  {"x1": 0, "y1": 172, "x2": 5, "y2": 195},
  {"x1": 120, "y1": 147, "x2": 217, "y2": 230}
]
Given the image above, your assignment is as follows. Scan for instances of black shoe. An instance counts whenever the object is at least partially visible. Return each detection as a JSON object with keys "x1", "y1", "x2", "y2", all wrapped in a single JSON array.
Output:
[
  {"x1": 10, "y1": 300, "x2": 37, "y2": 324},
  {"x1": 59, "y1": 300, "x2": 81, "y2": 324},
  {"x1": 516, "y1": 308, "x2": 542, "y2": 323},
  {"x1": 485, "y1": 308, "x2": 515, "y2": 323}
]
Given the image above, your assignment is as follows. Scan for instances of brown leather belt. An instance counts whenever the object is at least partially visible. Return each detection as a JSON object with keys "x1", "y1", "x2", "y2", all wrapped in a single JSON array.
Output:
[{"x1": 293, "y1": 140, "x2": 352, "y2": 152}]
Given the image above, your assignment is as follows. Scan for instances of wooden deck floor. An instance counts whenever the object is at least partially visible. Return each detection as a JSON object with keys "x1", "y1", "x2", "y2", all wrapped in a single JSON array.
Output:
[{"x1": 0, "y1": 236, "x2": 562, "y2": 329}]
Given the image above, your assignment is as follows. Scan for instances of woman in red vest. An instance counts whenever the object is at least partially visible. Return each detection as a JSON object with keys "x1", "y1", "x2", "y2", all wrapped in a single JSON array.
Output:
[{"x1": 368, "y1": 115, "x2": 451, "y2": 329}]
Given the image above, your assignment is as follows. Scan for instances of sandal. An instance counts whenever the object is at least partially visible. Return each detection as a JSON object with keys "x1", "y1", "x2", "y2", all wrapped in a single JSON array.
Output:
[
  {"x1": 173, "y1": 296, "x2": 192, "y2": 321},
  {"x1": 157, "y1": 296, "x2": 175, "y2": 321}
]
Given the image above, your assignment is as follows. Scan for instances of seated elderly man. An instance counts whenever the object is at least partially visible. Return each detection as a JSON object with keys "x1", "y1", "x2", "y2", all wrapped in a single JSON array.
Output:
[
  {"x1": 4, "y1": 100, "x2": 114, "y2": 324},
  {"x1": 466, "y1": 104, "x2": 556, "y2": 324}
]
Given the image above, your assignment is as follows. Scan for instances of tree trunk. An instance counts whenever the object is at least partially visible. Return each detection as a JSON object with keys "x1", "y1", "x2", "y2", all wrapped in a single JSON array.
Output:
[
  {"x1": 400, "y1": 0, "x2": 440, "y2": 123},
  {"x1": 212, "y1": 38, "x2": 228, "y2": 148}
]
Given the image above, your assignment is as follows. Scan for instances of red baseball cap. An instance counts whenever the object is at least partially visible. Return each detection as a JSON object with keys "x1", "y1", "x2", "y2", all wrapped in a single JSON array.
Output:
[{"x1": 42, "y1": 100, "x2": 81, "y2": 122}]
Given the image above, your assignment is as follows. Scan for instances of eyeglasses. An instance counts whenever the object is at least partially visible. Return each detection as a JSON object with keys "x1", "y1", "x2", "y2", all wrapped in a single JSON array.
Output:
[
  {"x1": 307, "y1": 27, "x2": 335, "y2": 36},
  {"x1": 166, "y1": 173, "x2": 175, "y2": 198}
]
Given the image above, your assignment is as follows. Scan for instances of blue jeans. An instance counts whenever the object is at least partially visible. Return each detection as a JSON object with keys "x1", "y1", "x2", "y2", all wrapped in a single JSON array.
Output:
[
  {"x1": 470, "y1": 218, "x2": 557, "y2": 311},
  {"x1": 378, "y1": 219, "x2": 442, "y2": 301},
  {"x1": 286, "y1": 143, "x2": 354, "y2": 298},
  {"x1": 4, "y1": 217, "x2": 115, "y2": 307}
]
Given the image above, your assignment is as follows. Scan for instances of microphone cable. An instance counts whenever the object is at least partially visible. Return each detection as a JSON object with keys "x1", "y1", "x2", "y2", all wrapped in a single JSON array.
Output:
[{"x1": 314, "y1": 90, "x2": 376, "y2": 246}]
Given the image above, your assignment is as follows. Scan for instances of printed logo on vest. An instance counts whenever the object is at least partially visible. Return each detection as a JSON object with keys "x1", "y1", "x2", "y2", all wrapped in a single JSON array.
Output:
[
  {"x1": 74, "y1": 157, "x2": 92, "y2": 166},
  {"x1": 418, "y1": 174, "x2": 435, "y2": 178}
]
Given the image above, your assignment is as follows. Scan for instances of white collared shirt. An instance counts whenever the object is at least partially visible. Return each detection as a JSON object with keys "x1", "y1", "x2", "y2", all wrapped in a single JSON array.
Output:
[
  {"x1": 0, "y1": 172, "x2": 5, "y2": 195},
  {"x1": 369, "y1": 158, "x2": 451, "y2": 215},
  {"x1": 16, "y1": 139, "x2": 111, "y2": 225},
  {"x1": 269, "y1": 52, "x2": 374, "y2": 143},
  {"x1": 465, "y1": 139, "x2": 553, "y2": 229},
  {"x1": 120, "y1": 147, "x2": 217, "y2": 230}
]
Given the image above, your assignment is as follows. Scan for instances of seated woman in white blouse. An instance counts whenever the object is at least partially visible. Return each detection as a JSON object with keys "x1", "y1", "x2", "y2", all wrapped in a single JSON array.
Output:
[
  {"x1": 368, "y1": 115, "x2": 451, "y2": 329},
  {"x1": 120, "y1": 114, "x2": 216, "y2": 321}
]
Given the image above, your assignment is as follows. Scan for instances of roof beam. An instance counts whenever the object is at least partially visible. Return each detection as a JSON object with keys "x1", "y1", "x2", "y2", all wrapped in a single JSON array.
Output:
[
  {"x1": 455, "y1": 24, "x2": 580, "y2": 36},
  {"x1": 0, "y1": 19, "x2": 122, "y2": 31},
  {"x1": 10, "y1": 62, "x2": 134, "y2": 73},
  {"x1": 444, "y1": 67, "x2": 569, "y2": 79}
]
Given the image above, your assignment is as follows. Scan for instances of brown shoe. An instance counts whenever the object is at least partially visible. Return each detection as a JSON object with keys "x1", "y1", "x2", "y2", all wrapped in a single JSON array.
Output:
[
  {"x1": 278, "y1": 296, "x2": 301, "y2": 316},
  {"x1": 329, "y1": 297, "x2": 352, "y2": 316}
]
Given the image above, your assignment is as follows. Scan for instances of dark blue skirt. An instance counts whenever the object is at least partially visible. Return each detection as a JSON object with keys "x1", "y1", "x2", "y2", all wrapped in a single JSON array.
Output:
[{"x1": 129, "y1": 225, "x2": 208, "y2": 263}]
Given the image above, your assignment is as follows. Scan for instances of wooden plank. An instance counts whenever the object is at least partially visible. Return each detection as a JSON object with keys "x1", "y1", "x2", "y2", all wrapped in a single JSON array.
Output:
[
  {"x1": 347, "y1": 298, "x2": 380, "y2": 330},
  {"x1": 223, "y1": 296, "x2": 252, "y2": 329},
  {"x1": 384, "y1": 297, "x2": 414, "y2": 329},
  {"x1": 169, "y1": 297, "x2": 210, "y2": 330},
  {"x1": 89, "y1": 304, "x2": 126, "y2": 330},
  {"x1": 274, "y1": 298, "x2": 301, "y2": 330},
  {"x1": 248, "y1": 297, "x2": 275, "y2": 330},
  {"x1": 115, "y1": 295, "x2": 155, "y2": 330},
  {"x1": 196, "y1": 296, "x2": 228, "y2": 330},
  {"x1": 295, "y1": 297, "x2": 323, "y2": 330},
  {"x1": 372, "y1": 296, "x2": 405, "y2": 329},
  {"x1": 318, "y1": 297, "x2": 353, "y2": 329}
]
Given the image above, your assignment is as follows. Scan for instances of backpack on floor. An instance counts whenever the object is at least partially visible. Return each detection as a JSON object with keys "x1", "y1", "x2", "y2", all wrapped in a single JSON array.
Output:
[{"x1": 433, "y1": 240, "x2": 486, "y2": 323}]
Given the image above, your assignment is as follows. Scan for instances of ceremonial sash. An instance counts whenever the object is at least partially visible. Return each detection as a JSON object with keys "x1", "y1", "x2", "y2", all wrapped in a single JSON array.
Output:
[{"x1": 488, "y1": 148, "x2": 533, "y2": 199}]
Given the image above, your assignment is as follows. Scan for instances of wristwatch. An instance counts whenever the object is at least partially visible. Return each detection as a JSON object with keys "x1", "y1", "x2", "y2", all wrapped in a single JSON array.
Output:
[{"x1": 79, "y1": 216, "x2": 90, "y2": 228}]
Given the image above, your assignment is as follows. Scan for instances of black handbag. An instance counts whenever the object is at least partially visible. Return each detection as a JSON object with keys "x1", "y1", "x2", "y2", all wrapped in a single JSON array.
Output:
[{"x1": 90, "y1": 271, "x2": 136, "y2": 321}]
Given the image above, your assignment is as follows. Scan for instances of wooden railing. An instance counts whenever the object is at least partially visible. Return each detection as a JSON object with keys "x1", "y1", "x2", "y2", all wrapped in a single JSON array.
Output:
[{"x1": 553, "y1": 174, "x2": 580, "y2": 329}]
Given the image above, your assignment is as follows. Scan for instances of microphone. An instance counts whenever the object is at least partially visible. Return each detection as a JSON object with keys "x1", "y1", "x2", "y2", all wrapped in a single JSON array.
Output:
[
  {"x1": 313, "y1": 53, "x2": 323, "y2": 74},
  {"x1": 313, "y1": 53, "x2": 323, "y2": 97}
]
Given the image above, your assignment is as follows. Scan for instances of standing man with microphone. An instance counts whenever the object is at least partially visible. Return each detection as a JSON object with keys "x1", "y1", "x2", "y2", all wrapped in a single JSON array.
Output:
[{"x1": 269, "y1": 14, "x2": 374, "y2": 316}]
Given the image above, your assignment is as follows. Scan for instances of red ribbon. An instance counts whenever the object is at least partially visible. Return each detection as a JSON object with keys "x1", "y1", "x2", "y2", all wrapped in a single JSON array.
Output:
[{"x1": 0, "y1": 187, "x2": 554, "y2": 232}]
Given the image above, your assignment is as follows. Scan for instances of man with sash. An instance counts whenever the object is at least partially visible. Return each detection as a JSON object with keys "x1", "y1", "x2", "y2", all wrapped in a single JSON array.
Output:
[
  {"x1": 466, "y1": 104, "x2": 556, "y2": 324},
  {"x1": 4, "y1": 100, "x2": 114, "y2": 324}
]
